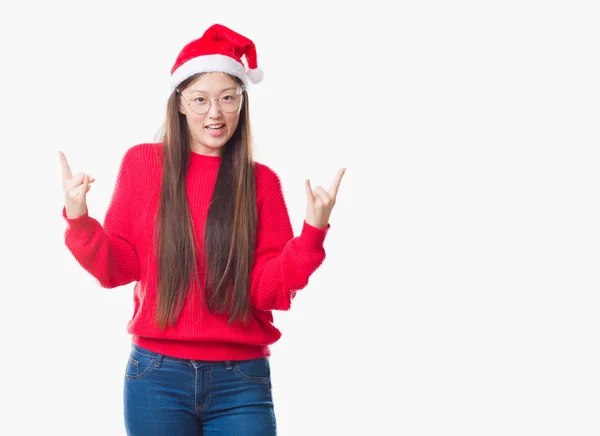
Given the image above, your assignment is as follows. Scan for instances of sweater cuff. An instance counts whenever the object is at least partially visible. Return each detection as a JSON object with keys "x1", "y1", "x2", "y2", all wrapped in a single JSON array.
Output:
[
  {"x1": 298, "y1": 220, "x2": 330, "y2": 250},
  {"x1": 62, "y1": 206, "x2": 94, "y2": 231}
]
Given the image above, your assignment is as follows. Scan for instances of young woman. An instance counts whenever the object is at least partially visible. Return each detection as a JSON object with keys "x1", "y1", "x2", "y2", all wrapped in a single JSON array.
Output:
[{"x1": 59, "y1": 23, "x2": 345, "y2": 435}]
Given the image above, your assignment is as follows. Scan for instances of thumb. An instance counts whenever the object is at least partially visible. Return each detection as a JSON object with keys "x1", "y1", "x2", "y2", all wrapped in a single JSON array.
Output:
[{"x1": 81, "y1": 174, "x2": 90, "y2": 196}]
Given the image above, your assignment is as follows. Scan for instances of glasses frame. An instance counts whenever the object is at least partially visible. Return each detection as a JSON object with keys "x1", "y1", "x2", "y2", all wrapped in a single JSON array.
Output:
[{"x1": 176, "y1": 89, "x2": 244, "y2": 115}]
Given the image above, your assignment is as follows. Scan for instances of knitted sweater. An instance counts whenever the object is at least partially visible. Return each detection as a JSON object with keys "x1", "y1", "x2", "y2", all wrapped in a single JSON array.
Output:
[{"x1": 62, "y1": 143, "x2": 329, "y2": 360}]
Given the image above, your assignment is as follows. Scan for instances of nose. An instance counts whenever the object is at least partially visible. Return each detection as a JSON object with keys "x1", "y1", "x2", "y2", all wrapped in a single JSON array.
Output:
[{"x1": 207, "y1": 99, "x2": 222, "y2": 118}]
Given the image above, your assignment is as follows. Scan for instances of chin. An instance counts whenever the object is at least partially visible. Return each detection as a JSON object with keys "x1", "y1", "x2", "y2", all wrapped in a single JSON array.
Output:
[
  {"x1": 194, "y1": 137, "x2": 226, "y2": 154},
  {"x1": 205, "y1": 133, "x2": 233, "y2": 146},
  {"x1": 191, "y1": 129, "x2": 234, "y2": 153},
  {"x1": 204, "y1": 138, "x2": 228, "y2": 149}
]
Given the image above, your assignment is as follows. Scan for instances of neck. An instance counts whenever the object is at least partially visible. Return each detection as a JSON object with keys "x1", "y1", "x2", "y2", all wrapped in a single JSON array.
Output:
[
  {"x1": 190, "y1": 143, "x2": 223, "y2": 157},
  {"x1": 189, "y1": 149, "x2": 222, "y2": 169}
]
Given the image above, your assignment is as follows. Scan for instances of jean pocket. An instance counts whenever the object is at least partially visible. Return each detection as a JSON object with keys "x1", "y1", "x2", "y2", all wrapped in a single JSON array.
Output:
[
  {"x1": 125, "y1": 348, "x2": 156, "y2": 380},
  {"x1": 234, "y1": 358, "x2": 271, "y2": 384}
]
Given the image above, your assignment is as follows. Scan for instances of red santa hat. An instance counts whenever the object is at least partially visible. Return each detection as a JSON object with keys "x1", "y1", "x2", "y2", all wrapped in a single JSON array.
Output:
[{"x1": 170, "y1": 23, "x2": 263, "y2": 91}]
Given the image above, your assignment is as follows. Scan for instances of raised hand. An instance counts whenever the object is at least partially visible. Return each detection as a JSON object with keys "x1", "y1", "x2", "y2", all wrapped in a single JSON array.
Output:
[
  {"x1": 305, "y1": 168, "x2": 346, "y2": 229},
  {"x1": 59, "y1": 151, "x2": 95, "y2": 219}
]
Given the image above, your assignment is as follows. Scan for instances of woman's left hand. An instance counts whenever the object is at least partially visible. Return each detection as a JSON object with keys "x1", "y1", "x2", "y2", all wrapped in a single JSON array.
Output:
[{"x1": 305, "y1": 168, "x2": 346, "y2": 229}]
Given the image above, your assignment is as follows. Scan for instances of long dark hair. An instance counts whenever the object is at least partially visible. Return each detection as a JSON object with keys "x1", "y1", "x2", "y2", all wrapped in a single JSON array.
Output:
[{"x1": 153, "y1": 73, "x2": 257, "y2": 330}]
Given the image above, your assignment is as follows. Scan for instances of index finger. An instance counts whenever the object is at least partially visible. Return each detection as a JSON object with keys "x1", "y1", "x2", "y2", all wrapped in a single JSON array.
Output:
[
  {"x1": 58, "y1": 151, "x2": 73, "y2": 181},
  {"x1": 328, "y1": 168, "x2": 346, "y2": 199}
]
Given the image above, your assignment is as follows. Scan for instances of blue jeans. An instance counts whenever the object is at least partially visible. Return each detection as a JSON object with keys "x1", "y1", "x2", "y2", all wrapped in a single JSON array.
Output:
[{"x1": 123, "y1": 344, "x2": 277, "y2": 435}]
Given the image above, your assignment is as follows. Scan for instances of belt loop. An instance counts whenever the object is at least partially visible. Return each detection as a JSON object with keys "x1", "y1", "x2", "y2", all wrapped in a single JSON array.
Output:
[
  {"x1": 155, "y1": 353, "x2": 164, "y2": 368},
  {"x1": 225, "y1": 360, "x2": 232, "y2": 370}
]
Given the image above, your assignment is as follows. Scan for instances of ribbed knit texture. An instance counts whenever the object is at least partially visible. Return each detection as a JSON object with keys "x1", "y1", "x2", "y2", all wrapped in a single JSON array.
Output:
[{"x1": 62, "y1": 143, "x2": 329, "y2": 360}]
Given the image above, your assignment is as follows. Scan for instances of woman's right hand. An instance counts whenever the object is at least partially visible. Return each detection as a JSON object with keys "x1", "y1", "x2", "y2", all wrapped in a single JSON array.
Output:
[{"x1": 59, "y1": 151, "x2": 96, "y2": 219}]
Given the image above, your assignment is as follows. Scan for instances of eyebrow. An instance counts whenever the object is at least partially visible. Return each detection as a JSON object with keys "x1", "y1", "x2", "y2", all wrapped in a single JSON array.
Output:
[{"x1": 188, "y1": 86, "x2": 239, "y2": 94}]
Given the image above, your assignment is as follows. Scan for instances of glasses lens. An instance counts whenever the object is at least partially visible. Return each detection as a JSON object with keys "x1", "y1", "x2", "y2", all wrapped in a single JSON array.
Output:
[
  {"x1": 219, "y1": 95, "x2": 242, "y2": 113},
  {"x1": 191, "y1": 99, "x2": 210, "y2": 114},
  {"x1": 188, "y1": 94, "x2": 242, "y2": 114}
]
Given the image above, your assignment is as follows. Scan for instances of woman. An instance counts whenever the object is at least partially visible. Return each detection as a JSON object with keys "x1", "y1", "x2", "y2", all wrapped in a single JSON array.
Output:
[{"x1": 59, "y1": 24, "x2": 345, "y2": 435}]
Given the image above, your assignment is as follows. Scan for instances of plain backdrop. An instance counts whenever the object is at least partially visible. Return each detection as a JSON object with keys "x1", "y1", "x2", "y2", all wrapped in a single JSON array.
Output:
[{"x1": 1, "y1": 1, "x2": 599, "y2": 435}]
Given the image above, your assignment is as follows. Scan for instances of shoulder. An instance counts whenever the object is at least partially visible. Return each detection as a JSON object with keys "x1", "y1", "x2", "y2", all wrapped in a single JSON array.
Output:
[
  {"x1": 117, "y1": 143, "x2": 163, "y2": 170},
  {"x1": 254, "y1": 160, "x2": 281, "y2": 183},
  {"x1": 253, "y1": 161, "x2": 291, "y2": 216},
  {"x1": 122, "y1": 142, "x2": 163, "y2": 161},
  {"x1": 254, "y1": 160, "x2": 284, "y2": 196}
]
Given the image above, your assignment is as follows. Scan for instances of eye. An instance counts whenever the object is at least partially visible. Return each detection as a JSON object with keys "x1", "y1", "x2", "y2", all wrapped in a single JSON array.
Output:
[
  {"x1": 222, "y1": 95, "x2": 234, "y2": 101},
  {"x1": 194, "y1": 97, "x2": 207, "y2": 104}
]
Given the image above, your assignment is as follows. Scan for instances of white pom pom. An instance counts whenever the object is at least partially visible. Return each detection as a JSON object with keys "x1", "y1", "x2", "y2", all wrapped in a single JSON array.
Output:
[{"x1": 247, "y1": 67, "x2": 264, "y2": 84}]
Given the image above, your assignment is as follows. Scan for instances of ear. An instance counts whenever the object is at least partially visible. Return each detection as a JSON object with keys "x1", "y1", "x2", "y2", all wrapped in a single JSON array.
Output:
[
  {"x1": 175, "y1": 88, "x2": 186, "y2": 115},
  {"x1": 178, "y1": 98, "x2": 186, "y2": 115},
  {"x1": 237, "y1": 93, "x2": 244, "y2": 115}
]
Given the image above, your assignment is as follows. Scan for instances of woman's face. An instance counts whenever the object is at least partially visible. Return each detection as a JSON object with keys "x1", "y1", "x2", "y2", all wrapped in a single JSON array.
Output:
[{"x1": 178, "y1": 72, "x2": 244, "y2": 156}]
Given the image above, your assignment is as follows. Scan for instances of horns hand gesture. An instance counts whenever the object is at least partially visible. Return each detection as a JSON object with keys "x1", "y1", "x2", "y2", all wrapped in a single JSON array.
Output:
[{"x1": 305, "y1": 168, "x2": 346, "y2": 229}]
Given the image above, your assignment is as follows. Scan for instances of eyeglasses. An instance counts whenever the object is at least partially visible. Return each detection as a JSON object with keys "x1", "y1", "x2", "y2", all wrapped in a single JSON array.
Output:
[{"x1": 177, "y1": 90, "x2": 243, "y2": 115}]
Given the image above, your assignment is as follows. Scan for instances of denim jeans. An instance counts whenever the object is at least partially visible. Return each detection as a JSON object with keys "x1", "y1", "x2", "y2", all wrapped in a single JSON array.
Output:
[{"x1": 123, "y1": 344, "x2": 277, "y2": 435}]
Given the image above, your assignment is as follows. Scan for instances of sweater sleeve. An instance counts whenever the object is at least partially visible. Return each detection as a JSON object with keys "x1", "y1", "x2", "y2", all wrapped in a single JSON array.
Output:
[
  {"x1": 62, "y1": 147, "x2": 140, "y2": 288},
  {"x1": 250, "y1": 166, "x2": 330, "y2": 311}
]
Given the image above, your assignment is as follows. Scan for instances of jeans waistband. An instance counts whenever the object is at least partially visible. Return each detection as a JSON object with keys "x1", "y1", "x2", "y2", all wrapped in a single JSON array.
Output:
[{"x1": 131, "y1": 343, "x2": 254, "y2": 369}]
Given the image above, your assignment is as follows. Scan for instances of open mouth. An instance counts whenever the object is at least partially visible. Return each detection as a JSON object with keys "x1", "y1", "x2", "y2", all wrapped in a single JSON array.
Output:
[{"x1": 206, "y1": 124, "x2": 225, "y2": 132}]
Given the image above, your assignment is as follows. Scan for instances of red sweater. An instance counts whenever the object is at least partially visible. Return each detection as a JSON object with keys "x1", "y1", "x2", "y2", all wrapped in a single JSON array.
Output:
[{"x1": 62, "y1": 143, "x2": 329, "y2": 360}]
